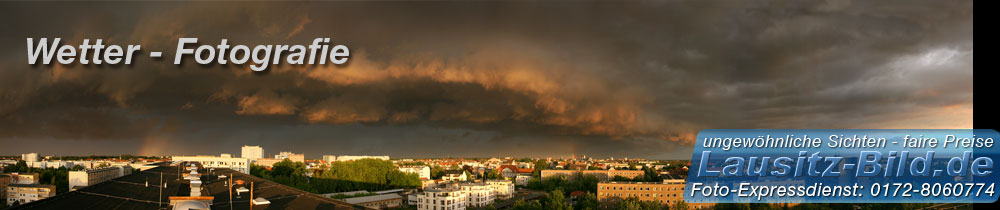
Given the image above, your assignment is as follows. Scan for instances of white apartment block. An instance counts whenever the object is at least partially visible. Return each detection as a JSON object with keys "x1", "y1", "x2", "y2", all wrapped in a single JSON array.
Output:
[
  {"x1": 416, "y1": 187, "x2": 467, "y2": 210},
  {"x1": 6, "y1": 184, "x2": 55, "y2": 205},
  {"x1": 241, "y1": 145, "x2": 263, "y2": 160},
  {"x1": 171, "y1": 155, "x2": 251, "y2": 173},
  {"x1": 398, "y1": 166, "x2": 431, "y2": 179},
  {"x1": 21, "y1": 153, "x2": 39, "y2": 162},
  {"x1": 485, "y1": 180, "x2": 514, "y2": 200},
  {"x1": 458, "y1": 183, "x2": 494, "y2": 208},
  {"x1": 337, "y1": 155, "x2": 389, "y2": 162},
  {"x1": 69, "y1": 166, "x2": 132, "y2": 189}
]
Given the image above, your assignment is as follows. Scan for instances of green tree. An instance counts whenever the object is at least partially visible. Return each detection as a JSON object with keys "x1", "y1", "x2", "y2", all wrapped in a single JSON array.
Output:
[
  {"x1": 532, "y1": 160, "x2": 548, "y2": 177},
  {"x1": 430, "y1": 165, "x2": 446, "y2": 179},
  {"x1": 543, "y1": 189, "x2": 572, "y2": 210},
  {"x1": 671, "y1": 200, "x2": 689, "y2": 210},
  {"x1": 615, "y1": 197, "x2": 663, "y2": 210},
  {"x1": 511, "y1": 199, "x2": 543, "y2": 210},
  {"x1": 573, "y1": 192, "x2": 600, "y2": 210}
]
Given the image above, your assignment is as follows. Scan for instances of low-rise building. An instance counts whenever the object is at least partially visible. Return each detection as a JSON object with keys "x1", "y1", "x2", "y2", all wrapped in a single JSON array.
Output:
[
  {"x1": 343, "y1": 193, "x2": 403, "y2": 209},
  {"x1": 498, "y1": 165, "x2": 534, "y2": 179},
  {"x1": 6, "y1": 184, "x2": 56, "y2": 205},
  {"x1": 171, "y1": 155, "x2": 250, "y2": 173},
  {"x1": 442, "y1": 170, "x2": 468, "y2": 182},
  {"x1": 69, "y1": 166, "x2": 132, "y2": 190}
]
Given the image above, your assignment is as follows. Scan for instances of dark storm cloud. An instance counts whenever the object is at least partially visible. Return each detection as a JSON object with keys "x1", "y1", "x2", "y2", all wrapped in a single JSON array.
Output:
[{"x1": 0, "y1": 0, "x2": 973, "y2": 159}]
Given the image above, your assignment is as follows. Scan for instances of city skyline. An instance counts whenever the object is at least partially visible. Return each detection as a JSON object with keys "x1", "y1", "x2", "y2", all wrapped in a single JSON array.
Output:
[{"x1": 0, "y1": 1, "x2": 973, "y2": 160}]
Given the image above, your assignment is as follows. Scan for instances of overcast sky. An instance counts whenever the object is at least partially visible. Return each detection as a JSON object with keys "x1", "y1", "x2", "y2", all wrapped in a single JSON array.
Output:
[{"x1": 0, "y1": 1, "x2": 973, "y2": 159}]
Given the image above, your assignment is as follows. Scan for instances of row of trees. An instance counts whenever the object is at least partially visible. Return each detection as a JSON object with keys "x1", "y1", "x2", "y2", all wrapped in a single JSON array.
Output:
[
  {"x1": 525, "y1": 173, "x2": 601, "y2": 193},
  {"x1": 510, "y1": 189, "x2": 688, "y2": 210},
  {"x1": 250, "y1": 158, "x2": 421, "y2": 194}
]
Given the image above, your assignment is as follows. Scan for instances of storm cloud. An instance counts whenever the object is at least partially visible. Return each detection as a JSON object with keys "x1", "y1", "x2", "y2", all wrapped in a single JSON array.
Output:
[{"x1": 0, "y1": 1, "x2": 973, "y2": 159}]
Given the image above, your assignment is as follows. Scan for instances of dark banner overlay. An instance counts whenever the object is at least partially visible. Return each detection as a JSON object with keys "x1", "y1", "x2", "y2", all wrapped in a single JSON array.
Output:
[{"x1": 685, "y1": 129, "x2": 998, "y2": 203}]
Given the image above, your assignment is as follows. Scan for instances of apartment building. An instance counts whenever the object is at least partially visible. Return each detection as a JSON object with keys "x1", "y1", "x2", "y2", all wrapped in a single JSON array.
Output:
[
  {"x1": 171, "y1": 155, "x2": 251, "y2": 173},
  {"x1": 68, "y1": 166, "x2": 133, "y2": 189},
  {"x1": 416, "y1": 187, "x2": 468, "y2": 210},
  {"x1": 458, "y1": 183, "x2": 494, "y2": 208},
  {"x1": 398, "y1": 166, "x2": 431, "y2": 179},
  {"x1": 597, "y1": 180, "x2": 712, "y2": 209},
  {"x1": 485, "y1": 180, "x2": 514, "y2": 200},
  {"x1": 10, "y1": 173, "x2": 39, "y2": 185},
  {"x1": 241, "y1": 145, "x2": 264, "y2": 160},
  {"x1": 6, "y1": 184, "x2": 56, "y2": 205},
  {"x1": 541, "y1": 169, "x2": 644, "y2": 181},
  {"x1": 21, "y1": 153, "x2": 39, "y2": 162},
  {"x1": 0, "y1": 174, "x2": 10, "y2": 202}
]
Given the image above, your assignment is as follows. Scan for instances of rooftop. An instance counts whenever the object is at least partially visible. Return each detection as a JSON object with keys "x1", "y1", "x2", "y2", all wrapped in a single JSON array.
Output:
[
  {"x1": 8, "y1": 162, "x2": 363, "y2": 210},
  {"x1": 7, "y1": 183, "x2": 54, "y2": 188},
  {"x1": 342, "y1": 194, "x2": 401, "y2": 204}
]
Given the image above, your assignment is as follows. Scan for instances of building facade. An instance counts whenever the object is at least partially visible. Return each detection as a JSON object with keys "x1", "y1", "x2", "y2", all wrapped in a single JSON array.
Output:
[
  {"x1": 596, "y1": 180, "x2": 712, "y2": 209},
  {"x1": 515, "y1": 175, "x2": 533, "y2": 186},
  {"x1": 20, "y1": 153, "x2": 39, "y2": 162},
  {"x1": 485, "y1": 180, "x2": 514, "y2": 200},
  {"x1": 442, "y1": 170, "x2": 468, "y2": 182},
  {"x1": 416, "y1": 187, "x2": 467, "y2": 210},
  {"x1": 0, "y1": 174, "x2": 10, "y2": 203},
  {"x1": 171, "y1": 156, "x2": 251, "y2": 173},
  {"x1": 398, "y1": 166, "x2": 431, "y2": 179},
  {"x1": 337, "y1": 155, "x2": 390, "y2": 162},
  {"x1": 10, "y1": 173, "x2": 39, "y2": 185},
  {"x1": 275, "y1": 152, "x2": 305, "y2": 162},
  {"x1": 541, "y1": 169, "x2": 644, "y2": 181},
  {"x1": 459, "y1": 183, "x2": 494, "y2": 208},
  {"x1": 69, "y1": 166, "x2": 132, "y2": 190},
  {"x1": 241, "y1": 145, "x2": 264, "y2": 160},
  {"x1": 6, "y1": 184, "x2": 56, "y2": 205},
  {"x1": 344, "y1": 194, "x2": 403, "y2": 209},
  {"x1": 323, "y1": 155, "x2": 337, "y2": 163}
]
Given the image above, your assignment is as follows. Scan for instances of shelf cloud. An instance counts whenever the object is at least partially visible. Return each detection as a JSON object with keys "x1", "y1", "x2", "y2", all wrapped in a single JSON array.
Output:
[{"x1": 0, "y1": 1, "x2": 973, "y2": 159}]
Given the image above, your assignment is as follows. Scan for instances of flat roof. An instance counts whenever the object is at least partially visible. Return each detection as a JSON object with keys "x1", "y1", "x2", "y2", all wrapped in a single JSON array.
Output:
[
  {"x1": 343, "y1": 194, "x2": 401, "y2": 204},
  {"x1": 8, "y1": 162, "x2": 363, "y2": 210},
  {"x1": 7, "y1": 184, "x2": 54, "y2": 188}
]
